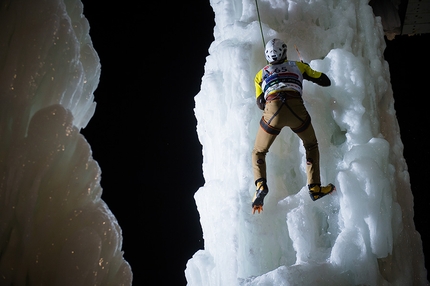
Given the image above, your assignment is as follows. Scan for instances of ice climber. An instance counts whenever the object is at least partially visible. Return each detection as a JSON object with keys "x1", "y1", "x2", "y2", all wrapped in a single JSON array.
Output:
[{"x1": 252, "y1": 38, "x2": 335, "y2": 214}]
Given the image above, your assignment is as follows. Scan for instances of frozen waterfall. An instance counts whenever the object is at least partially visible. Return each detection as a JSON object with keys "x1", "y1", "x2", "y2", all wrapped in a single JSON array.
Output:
[
  {"x1": 0, "y1": 0, "x2": 132, "y2": 285},
  {"x1": 185, "y1": 0, "x2": 427, "y2": 285}
]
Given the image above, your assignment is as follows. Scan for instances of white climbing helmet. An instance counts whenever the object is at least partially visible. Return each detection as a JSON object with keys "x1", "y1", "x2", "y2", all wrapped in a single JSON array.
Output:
[{"x1": 265, "y1": 38, "x2": 287, "y2": 63}]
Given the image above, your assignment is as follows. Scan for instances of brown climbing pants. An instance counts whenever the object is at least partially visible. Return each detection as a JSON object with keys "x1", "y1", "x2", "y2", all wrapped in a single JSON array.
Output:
[{"x1": 252, "y1": 95, "x2": 321, "y2": 186}]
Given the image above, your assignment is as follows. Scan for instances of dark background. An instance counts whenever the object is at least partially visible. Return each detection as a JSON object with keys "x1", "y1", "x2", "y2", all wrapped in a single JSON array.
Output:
[{"x1": 80, "y1": 1, "x2": 429, "y2": 285}]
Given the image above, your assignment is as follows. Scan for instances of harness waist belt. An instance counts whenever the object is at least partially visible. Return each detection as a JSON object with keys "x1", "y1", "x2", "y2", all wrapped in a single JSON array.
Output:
[{"x1": 266, "y1": 91, "x2": 301, "y2": 102}]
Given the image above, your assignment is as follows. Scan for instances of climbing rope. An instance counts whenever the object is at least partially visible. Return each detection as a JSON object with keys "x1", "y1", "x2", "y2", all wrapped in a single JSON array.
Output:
[
  {"x1": 254, "y1": 0, "x2": 304, "y2": 64},
  {"x1": 254, "y1": 0, "x2": 266, "y2": 48}
]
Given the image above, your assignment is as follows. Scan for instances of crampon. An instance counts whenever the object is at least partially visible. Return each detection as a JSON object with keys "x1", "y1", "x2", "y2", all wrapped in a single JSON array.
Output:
[
  {"x1": 252, "y1": 185, "x2": 268, "y2": 214},
  {"x1": 252, "y1": 204, "x2": 263, "y2": 214}
]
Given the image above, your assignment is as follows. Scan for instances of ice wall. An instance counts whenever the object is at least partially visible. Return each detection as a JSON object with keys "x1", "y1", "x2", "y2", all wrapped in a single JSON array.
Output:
[
  {"x1": 0, "y1": 0, "x2": 132, "y2": 285},
  {"x1": 185, "y1": 0, "x2": 427, "y2": 285}
]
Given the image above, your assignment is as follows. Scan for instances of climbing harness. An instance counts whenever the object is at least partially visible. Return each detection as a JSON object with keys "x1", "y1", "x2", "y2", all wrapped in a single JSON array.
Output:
[{"x1": 260, "y1": 92, "x2": 311, "y2": 135}]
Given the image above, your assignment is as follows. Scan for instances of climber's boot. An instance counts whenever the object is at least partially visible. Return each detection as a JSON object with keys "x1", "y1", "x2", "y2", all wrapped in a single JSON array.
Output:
[
  {"x1": 252, "y1": 178, "x2": 269, "y2": 214},
  {"x1": 308, "y1": 183, "x2": 335, "y2": 201}
]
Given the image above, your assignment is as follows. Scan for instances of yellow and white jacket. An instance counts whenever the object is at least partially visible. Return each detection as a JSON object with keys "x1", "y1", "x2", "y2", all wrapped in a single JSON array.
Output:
[{"x1": 254, "y1": 60, "x2": 329, "y2": 99}]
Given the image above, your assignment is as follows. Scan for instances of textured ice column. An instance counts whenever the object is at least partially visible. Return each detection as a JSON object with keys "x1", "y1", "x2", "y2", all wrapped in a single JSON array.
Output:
[
  {"x1": 186, "y1": 0, "x2": 427, "y2": 285},
  {"x1": 0, "y1": 0, "x2": 132, "y2": 285}
]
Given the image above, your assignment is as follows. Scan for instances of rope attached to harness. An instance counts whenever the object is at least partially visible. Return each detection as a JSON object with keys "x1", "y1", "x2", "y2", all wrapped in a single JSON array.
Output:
[{"x1": 255, "y1": 0, "x2": 266, "y2": 48}]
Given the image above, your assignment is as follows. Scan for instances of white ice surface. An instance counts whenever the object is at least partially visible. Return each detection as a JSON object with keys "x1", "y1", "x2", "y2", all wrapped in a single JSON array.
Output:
[
  {"x1": 185, "y1": 0, "x2": 427, "y2": 285},
  {"x1": 0, "y1": 0, "x2": 132, "y2": 285}
]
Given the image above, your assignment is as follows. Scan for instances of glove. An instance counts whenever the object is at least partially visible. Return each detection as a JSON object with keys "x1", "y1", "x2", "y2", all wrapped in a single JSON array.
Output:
[
  {"x1": 303, "y1": 72, "x2": 331, "y2": 86},
  {"x1": 256, "y1": 93, "x2": 266, "y2": 110}
]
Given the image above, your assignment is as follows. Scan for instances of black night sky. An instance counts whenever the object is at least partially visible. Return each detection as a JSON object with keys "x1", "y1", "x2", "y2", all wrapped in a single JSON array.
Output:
[{"x1": 80, "y1": 1, "x2": 429, "y2": 285}]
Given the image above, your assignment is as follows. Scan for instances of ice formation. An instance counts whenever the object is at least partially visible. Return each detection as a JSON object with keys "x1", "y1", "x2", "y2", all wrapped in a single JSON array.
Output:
[
  {"x1": 0, "y1": 0, "x2": 132, "y2": 285},
  {"x1": 185, "y1": 0, "x2": 427, "y2": 285}
]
